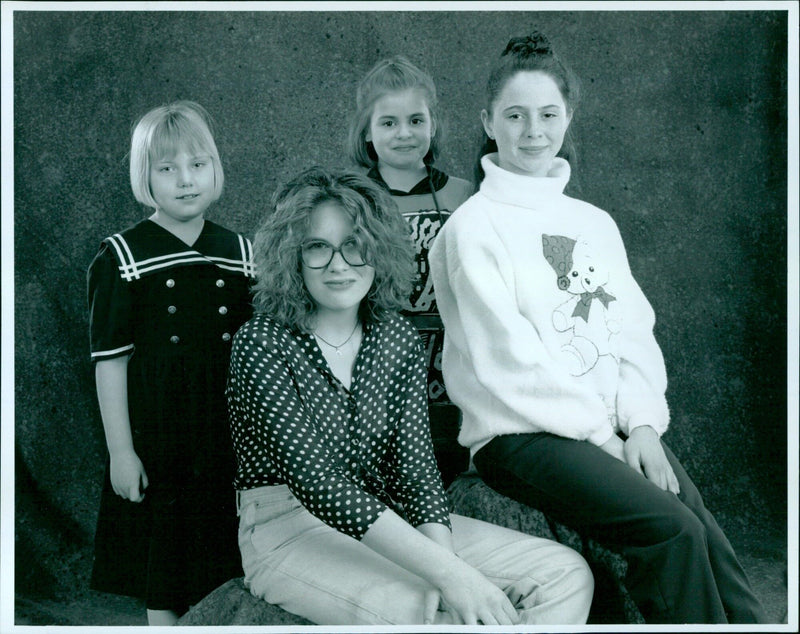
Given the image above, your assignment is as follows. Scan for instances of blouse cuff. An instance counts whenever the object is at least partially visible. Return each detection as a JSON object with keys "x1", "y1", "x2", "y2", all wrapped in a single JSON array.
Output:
[{"x1": 411, "y1": 515, "x2": 452, "y2": 531}]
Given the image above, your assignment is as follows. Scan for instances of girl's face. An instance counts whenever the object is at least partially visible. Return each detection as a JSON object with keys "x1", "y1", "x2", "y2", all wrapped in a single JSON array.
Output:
[
  {"x1": 481, "y1": 71, "x2": 572, "y2": 177},
  {"x1": 149, "y1": 146, "x2": 215, "y2": 222},
  {"x1": 301, "y1": 201, "x2": 376, "y2": 319},
  {"x1": 366, "y1": 88, "x2": 435, "y2": 172}
]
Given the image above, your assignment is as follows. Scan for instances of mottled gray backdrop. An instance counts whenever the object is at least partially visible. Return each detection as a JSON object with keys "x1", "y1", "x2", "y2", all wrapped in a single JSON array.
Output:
[{"x1": 12, "y1": 9, "x2": 788, "y2": 603}]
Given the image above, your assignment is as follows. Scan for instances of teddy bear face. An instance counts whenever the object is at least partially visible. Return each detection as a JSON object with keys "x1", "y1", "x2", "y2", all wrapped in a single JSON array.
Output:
[{"x1": 562, "y1": 243, "x2": 609, "y2": 296}]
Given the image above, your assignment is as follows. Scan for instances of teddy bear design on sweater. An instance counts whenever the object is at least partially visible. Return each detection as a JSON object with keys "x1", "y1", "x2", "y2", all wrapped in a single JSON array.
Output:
[{"x1": 542, "y1": 234, "x2": 622, "y2": 380}]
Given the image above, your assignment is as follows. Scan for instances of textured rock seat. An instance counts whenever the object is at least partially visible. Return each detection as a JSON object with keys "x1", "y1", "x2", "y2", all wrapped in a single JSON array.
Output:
[
  {"x1": 447, "y1": 472, "x2": 644, "y2": 624},
  {"x1": 177, "y1": 577, "x2": 311, "y2": 626}
]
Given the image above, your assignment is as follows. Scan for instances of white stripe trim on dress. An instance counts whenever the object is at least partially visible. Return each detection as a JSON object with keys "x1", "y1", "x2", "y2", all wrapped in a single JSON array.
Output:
[
  {"x1": 106, "y1": 234, "x2": 140, "y2": 280},
  {"x1": 107, "y1": 235, "x2": 257, "y2": 281},
  {"x1": 239, "y1": 235, "x2": 256, "y2": 277},
  {"x1": 238, "y1": 234, "x2": 247, "y2": 264},
  {"x1": 119, "y1": 256, "x2": 255, "y2": 280},
  {"x1": 91, "y1": 343, "x2": 135, "y2": 359}
]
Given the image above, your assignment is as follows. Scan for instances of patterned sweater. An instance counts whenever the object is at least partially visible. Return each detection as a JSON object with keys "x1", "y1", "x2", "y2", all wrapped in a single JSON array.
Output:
[
  {"x1": 429, "y1": 154, "x2": 670, "y2": 456},
  {"x1": 367, "y1": 166, "x2": 472, "y2": 407}
]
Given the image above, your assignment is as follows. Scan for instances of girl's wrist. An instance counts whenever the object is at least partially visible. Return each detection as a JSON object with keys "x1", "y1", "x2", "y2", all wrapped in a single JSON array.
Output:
[
  {"x1": 629, "y1": 424, "x2": 657, "y2": 437},
  {"x1": 108, "y1": 444, "x2": 137, "y2": 458},
  {"x1": 428, "y1": 549, "x2": 469, "y2": 588}
]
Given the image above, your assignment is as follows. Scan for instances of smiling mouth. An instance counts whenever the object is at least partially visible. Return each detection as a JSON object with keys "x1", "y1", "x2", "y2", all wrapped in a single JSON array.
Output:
[
  {"x1": 176, "y1": 193, "x2": 200, "y2": 200},
  {"x1": 325, "y1": 279, "x2": 356, "y2": 288}
]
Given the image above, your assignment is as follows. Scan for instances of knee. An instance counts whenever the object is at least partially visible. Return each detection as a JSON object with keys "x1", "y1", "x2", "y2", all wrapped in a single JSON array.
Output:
[
  {"x1": 565, "y1": 551, "x2": 595, "y2": 604},
  {"x1": 676, "y1": 506, "x2": 707, "y2": 540},
  {"x1": 529, "y1": 549, "x2": 594, "y2": 624},
  {"x1": 554, "y1": 546, "x2": 593, "y2": 585},
  {"x1": 653, "y1": 505, "x2": 709, "y2": 555},
  {"x1": 531, "y1": 547, "x2": 594, "y2": 611}
]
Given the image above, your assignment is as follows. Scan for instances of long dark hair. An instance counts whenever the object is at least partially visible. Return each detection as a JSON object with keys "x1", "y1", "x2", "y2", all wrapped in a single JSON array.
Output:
[{"x1": 475, "y1": 31, "x2": 582, "y2": 184}]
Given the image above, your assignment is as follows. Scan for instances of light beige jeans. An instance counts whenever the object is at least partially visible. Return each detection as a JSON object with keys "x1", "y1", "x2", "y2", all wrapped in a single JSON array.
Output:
[{"x1": 237, "y1": 484, "x2": 593, "y2": 625}]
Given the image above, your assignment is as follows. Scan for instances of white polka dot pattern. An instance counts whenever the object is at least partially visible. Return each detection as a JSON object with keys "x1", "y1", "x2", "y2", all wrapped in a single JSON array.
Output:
[{"x1": 227, "y1": 313, "x2": 452, "y2": 540}]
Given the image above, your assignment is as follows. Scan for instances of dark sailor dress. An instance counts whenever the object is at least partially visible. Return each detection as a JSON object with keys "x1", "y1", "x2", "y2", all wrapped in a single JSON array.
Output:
[{"x1": 87, "y1": 218, "x2": 255, "y2": 611}]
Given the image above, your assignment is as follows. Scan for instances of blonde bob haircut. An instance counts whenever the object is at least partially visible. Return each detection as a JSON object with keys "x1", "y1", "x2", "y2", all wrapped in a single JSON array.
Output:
[
  {"x1": 252, "y1": 166, "x2": 415, "y2": 332},
  {"x1": 129, "y1": 100, "x2": 224, "y2": 209},
  {"x1": 347, "y1": 56, "x2": 442, "y2": 169}
]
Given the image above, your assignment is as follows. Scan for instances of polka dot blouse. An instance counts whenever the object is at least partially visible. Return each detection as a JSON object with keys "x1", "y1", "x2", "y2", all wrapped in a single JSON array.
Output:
[{"x1": 227, "y1": 312, "x2": 452, "y2": 540}]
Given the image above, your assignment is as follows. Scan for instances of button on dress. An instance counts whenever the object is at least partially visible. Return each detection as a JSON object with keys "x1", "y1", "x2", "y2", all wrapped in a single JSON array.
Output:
[{"x1": 87, "y1": 218, "x2": 255, "y2": 610}]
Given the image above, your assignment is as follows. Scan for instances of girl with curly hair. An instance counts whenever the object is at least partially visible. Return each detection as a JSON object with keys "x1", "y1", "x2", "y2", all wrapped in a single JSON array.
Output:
[{"x1": 226, "y1": 166, "x2": 593, "y2": 625}]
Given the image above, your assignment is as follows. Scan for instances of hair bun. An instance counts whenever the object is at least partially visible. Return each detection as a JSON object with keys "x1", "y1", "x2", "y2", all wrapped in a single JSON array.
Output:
[{"x1": 502, "y1": 32, "x2": 553, "y2": 59}]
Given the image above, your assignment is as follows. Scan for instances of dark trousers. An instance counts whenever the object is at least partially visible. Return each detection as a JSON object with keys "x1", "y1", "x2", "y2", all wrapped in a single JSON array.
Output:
[
  {"x1": 429, "y1": 402, "x2": 469, "y2": 488},
  {"x1": 474, "y1": 432, "x2": 768, "y2": 624}
]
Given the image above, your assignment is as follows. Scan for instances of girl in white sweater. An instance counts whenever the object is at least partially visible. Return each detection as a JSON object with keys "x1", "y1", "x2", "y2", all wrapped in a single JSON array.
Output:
[{"x1": 429, "y1": 31, "x2": 767, "y2": 624}]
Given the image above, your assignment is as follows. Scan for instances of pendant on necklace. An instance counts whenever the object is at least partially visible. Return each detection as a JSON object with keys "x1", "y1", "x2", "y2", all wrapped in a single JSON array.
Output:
[{"x1": 314, "y1": 322, "x2": 359, "y2": 357}]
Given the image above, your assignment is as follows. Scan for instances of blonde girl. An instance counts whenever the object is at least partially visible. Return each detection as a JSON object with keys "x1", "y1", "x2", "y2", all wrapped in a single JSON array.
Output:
[{"x1": 87, "y1": 101, "x2": 254, "y2": 625}]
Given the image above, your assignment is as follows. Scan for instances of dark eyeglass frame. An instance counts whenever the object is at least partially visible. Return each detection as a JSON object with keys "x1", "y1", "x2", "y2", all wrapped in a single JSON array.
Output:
[{"x1": 299, "y1": 236, "x2": 369, "y2": 269}]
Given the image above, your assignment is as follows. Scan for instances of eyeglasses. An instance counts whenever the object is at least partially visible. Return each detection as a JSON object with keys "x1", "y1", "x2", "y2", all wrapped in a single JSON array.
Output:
[{"x1": 300, "y1": 236, "x2": 368, "y2": 269}]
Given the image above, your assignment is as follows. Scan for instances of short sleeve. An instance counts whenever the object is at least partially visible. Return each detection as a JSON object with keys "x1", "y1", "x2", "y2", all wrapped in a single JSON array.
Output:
[{"x1": 87, "y1": 243, "x2": 134, "y2": 362}]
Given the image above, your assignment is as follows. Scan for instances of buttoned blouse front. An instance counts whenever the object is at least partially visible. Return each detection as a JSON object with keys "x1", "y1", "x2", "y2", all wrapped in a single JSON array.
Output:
[{"x1": 227, "y1": 313, "x2": 452, "y2": 540}]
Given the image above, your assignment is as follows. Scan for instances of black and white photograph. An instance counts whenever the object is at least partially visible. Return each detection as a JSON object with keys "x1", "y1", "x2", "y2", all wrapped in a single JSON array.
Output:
[{"x1": 2, "y1": 1, "x2": 797, "y2": 631}]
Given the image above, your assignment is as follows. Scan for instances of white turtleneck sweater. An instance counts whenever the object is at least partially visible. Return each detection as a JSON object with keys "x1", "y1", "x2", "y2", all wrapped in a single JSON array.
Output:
[{"x1": 429, "y1": 154, "x2": 670, "y2": 456}]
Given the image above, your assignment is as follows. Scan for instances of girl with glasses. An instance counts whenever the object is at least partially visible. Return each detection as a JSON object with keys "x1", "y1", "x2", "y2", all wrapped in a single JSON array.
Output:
[{"x1": 226, "y1": 166, "x2": 594, "y2": 626}]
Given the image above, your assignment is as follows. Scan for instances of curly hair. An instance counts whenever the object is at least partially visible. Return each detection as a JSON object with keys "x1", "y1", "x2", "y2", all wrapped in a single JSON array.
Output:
[
  {"x1": 347, "y1": 56, "x2": 443, "y2": 169},
  {"x1": 252, "y1": 167, "x2": 416, "y2": 331}
]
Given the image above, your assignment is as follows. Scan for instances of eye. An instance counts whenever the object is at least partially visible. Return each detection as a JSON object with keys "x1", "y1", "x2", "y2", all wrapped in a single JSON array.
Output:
[
  {"x1": 303, "y1": 240, "x2": 329, "y2": 252},
  {"x1": 381, "y1": 120, "x2": 394, "y2": 127},
  {"x1": 508, "y1": 113, "x2": 523, "y2": 120},
  {"x1": 158, "y1": 166, "x2": 173, "y2": 172},
  {"x1": 194, "y1": 161, "x2": 207, "y2": 168},
  {"x1": 411, "y1": 117, "x2": 424, "y2": 125}
]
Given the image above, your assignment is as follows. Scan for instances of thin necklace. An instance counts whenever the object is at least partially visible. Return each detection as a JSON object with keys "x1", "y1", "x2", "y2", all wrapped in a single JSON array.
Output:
[{"x1": 314, "y1": 321, "x2": 360, "y2": 356}]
